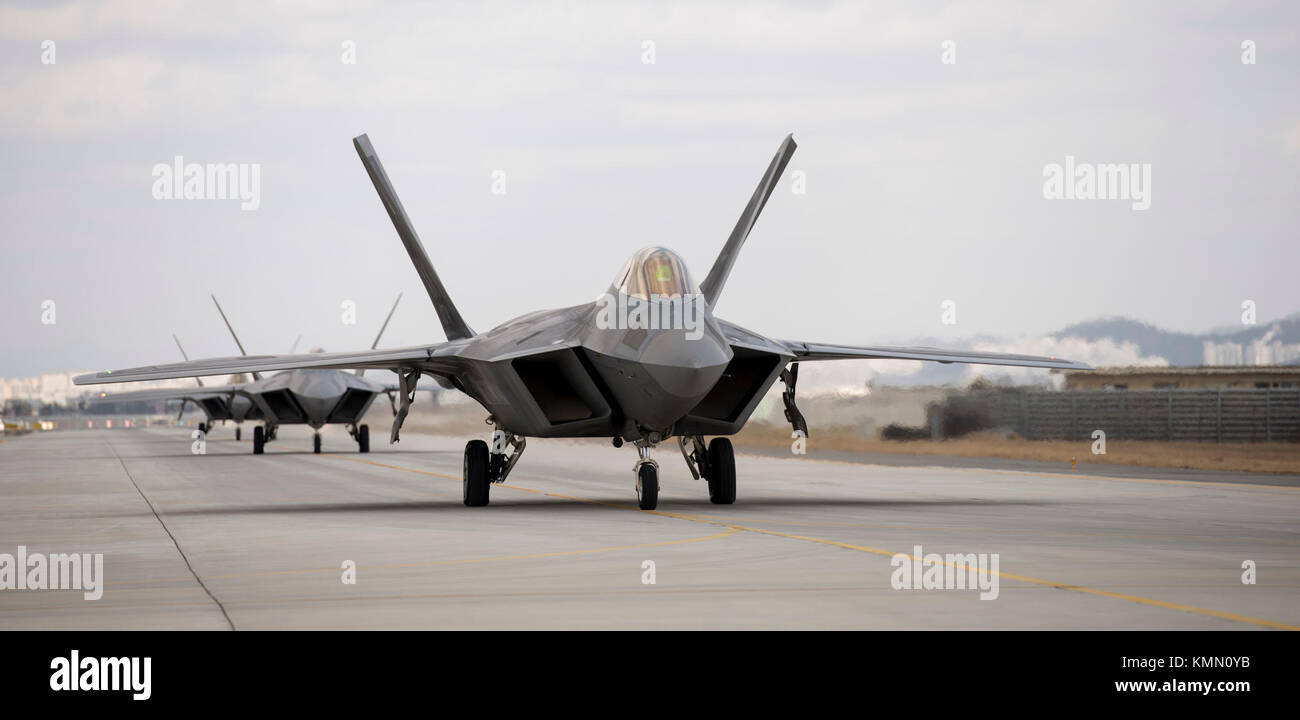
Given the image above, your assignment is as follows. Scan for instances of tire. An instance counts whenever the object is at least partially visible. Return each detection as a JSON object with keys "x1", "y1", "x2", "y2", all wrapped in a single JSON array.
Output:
[
  {"x1": 707, "y1": 437, "x2": 736, "y2": 504},
  {"x1": 198, "y1": 422, "x2": 207, "y2": 434},
  {"x1": 253, "y1": 425, "x2": 265, "y2": 455},
  {"x1": 463, "y1": 439, "x2": 491, "y2": 506},
  {"x1": 235, "y1": 427, "x2": 241, "y2": 441},
  {"x1": 357, "y1": 424, "x2": 370, "y2": 453},
  {"x1": 313, "y1": 433, "x2": 322, "y2": 454},
  {"x1": 636, "y1": 463, "x2": 659, "y2": 510}
]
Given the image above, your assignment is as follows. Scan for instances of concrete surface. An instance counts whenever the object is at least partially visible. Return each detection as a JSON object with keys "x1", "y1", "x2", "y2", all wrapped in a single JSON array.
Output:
[{"x1": 1, "y1": 427, "x2": 1297, "y2": 630}]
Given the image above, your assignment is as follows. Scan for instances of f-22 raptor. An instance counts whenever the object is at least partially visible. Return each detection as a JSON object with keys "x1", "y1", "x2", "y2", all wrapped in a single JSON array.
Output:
[
  {"x1": 77, "y1": 133, "x2": 1090, "y2": 510},
  {"x1": 89, "y1": 294, "x2": 411, "y2": 455}
]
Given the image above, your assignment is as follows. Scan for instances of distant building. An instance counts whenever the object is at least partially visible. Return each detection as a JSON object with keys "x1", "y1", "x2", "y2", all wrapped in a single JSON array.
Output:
[{"x1": 1061, "y1": 366, "x2": 1300, "y2": 391}]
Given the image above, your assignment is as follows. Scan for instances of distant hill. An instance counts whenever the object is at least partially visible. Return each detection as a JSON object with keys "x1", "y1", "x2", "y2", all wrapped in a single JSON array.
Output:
[
  {"x1": 1056, "y1": 314, "x2": 1300, "y2": 366},
  {"x1": 803, "y1": 312, "x2": 1300, "y2": 390}
]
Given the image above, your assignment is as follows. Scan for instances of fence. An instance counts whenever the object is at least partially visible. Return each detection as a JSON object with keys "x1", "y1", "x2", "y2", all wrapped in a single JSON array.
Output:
[{"x1": 931, "y1": 388, "x2": 1300, "y2": 443}]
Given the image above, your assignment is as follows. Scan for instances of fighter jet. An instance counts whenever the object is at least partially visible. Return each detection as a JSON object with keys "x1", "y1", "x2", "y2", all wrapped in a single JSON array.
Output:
[
  {"x1": 85, "y1": 334, "x2": 259, "y2": 438},
  {"x1": 90, "y1": 293, "x2": 411, "y2": 455},
  {"x1": 77, "y1": 133, "x2": 1091, "y2": 510}
]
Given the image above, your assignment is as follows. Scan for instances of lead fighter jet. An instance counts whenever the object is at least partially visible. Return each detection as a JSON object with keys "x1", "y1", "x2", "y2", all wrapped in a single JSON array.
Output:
[{"x1": 77, "y1": 133, "x2": 1090, "y2": 510}]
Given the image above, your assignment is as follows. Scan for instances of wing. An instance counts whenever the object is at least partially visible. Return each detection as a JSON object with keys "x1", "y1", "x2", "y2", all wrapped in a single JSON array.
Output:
[
  {"x1": 74, "y1": 343, "x2": 467, "y2": 386},
  {"x1": 780, "y1": 340, "x2": 1091, "y2": 370},
  {"x1": 85, "y1": 384, "x2": 247, "y2": 403}
]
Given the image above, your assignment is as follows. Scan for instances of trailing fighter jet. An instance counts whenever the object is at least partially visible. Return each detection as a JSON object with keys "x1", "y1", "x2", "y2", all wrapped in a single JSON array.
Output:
[
  {"x1": 77, "y1": 133, "x2": 1090, "y2": 509},
  {"x1": 89, "y1": 293, "x2": 411, "y2": 455},
  {"x1": 85, "y1": 334, "x2": 258, "y2": 438}
]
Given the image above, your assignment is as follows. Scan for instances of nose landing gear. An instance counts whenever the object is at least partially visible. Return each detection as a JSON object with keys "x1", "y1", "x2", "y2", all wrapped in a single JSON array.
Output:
[{"x1": 634, "y1": 441, "x2": 659, "y2": 510}]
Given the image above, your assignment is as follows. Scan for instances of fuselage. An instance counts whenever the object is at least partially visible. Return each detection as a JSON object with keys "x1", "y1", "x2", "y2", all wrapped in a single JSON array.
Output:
[
  {"x1": 445, "y1": 247, "x2": 790, "y2": 442},
  {"x1": 243, "y1": 369, "x2": 385, "y2": 430}
]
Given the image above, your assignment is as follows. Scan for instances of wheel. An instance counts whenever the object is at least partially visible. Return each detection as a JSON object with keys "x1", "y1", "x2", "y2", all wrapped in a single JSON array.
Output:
[
  {"x1": 235, "y1": 427, "x2": 241, "y2": 441},
  {"x1": 198, "y1": 422, "x2": 208, "y2": 434},
  {"x1": 253, "y1": 425, "x2": 265, "y2": 454},
  {"x1": 463, "y1": 439, "x2": 491, "y2": 506},
  {"x1": 707, "y1": 438, "x2": 736, "y2": 504},
  {"x1": 636, "y1": 463, "x2": 659, "y2": 510},
  {"x1": 357, "y1": 424, "x2": 370, "y2": 453},
  {"x1": 313, "y1": 433, "x2": 322, "y2": 454}
]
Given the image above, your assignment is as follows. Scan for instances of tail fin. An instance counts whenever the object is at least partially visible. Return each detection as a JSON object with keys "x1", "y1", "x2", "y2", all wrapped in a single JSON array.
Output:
[
  {"x1": 357, "y1": 292, "x2": 402, "y2": 377},
  {"x1": 211, "y1": 295, "x2": 262, "y2": 381},
  {"x1": 173, "y1": 334, "x2": 204, "y2": 387},
  {"x1": 699, "y1": 134, "x2": 797, "y2": 307},
  {"x1": 352, "y1": 134, "x2": 474, "y2": 341}
]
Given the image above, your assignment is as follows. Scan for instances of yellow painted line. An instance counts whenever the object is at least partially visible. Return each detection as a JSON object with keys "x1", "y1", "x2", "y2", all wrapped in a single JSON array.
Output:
[
  {"x1": 107, "y1": 527, "x2": 738, "y2": 587},
  {"x1": 325, "y1": 453, "x2": 1300, "y2": 631},
  {"x1": 754, "y1": 452, "x2": 1300, "y2": 492}
]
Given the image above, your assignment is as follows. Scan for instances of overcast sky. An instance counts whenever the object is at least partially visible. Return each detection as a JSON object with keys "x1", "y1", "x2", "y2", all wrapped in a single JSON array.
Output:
[{"x1": 2, "y1": 0, "x2": 1298, "y2": 379}]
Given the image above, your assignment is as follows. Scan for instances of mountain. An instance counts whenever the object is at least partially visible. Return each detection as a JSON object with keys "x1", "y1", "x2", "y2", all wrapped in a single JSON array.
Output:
[{"x1": 1057, "y1": 314, "x2": 1300, "y2": 366}]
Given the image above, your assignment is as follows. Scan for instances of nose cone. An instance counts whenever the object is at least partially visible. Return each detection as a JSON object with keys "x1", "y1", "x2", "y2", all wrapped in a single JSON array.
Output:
[
  {"x1": 289, "y1": 370, "x2": 349, "y2": 423},
  {"x1": 639, "y1": 329, "x2": 731, "y2": 397},
  {"x1": 587, "y1": 325, "x2": 732, "y2": 432}
]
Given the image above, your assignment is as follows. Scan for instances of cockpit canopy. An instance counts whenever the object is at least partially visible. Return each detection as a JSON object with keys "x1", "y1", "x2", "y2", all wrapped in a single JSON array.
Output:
[{"x1": 612, "y1": 247, "x2": 700, "y2": 299}]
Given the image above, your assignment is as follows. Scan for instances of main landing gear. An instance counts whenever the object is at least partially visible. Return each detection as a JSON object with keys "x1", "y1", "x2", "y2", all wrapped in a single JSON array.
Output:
[
  {"x1": 463, "y1": 423, "x2": 526, "y2": 507},
  {"x1": 252, "y1": 424, "x2": 277, "y2": 455},
  {"x1": 679, "y1": 435, "x2": 736, "y2": 505},
  {"x1": 347, "y1": 424, "x2": 371, "y2": 453},
  {"x1": 313, "y1": 433, "x2": 322, "y2": 454},
  {"x1": 235, "y1": 426, "x2": 241, "y2": 441}
]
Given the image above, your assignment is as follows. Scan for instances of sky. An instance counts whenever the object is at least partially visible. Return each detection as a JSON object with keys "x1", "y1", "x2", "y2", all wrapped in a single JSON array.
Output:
[{"x1": 1, "y1": 0, "x2": 1298, "y2": 379}]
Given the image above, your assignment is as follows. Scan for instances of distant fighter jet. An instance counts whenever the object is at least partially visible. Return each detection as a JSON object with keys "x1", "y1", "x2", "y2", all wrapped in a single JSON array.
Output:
[
  {"x1": 89, "y1": 293, "x2": 412, "y2": 455},
  {"x1": 86, "y1": 333, "x2": 261, "y2": 438},
  {"x1": 78, "y1": 133, "x2": 1090, "y2": 509}
]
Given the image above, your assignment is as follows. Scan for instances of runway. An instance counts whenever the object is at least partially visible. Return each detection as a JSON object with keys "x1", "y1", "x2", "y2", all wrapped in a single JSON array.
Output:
[{"x1": 1, "y1": 427, "x2": 1297, "y2": 630}]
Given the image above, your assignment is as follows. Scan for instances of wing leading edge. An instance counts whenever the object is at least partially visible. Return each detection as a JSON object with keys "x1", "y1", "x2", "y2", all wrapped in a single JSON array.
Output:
[
  {"x1": 85, "y1": 384, "x2": 247, "y2": 403},
  {"x1": 74, "y1": 343, "x2": 464, "y2": 386},
  {"x1": 781, "y1": 340, "x2": 1091, "y2": 370}
]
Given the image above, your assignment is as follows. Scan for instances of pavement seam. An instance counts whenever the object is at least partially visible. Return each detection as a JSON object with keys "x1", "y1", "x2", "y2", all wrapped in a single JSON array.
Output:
[{"x1": 104, "y1": 440, "x2": 236, "y2": 631}]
